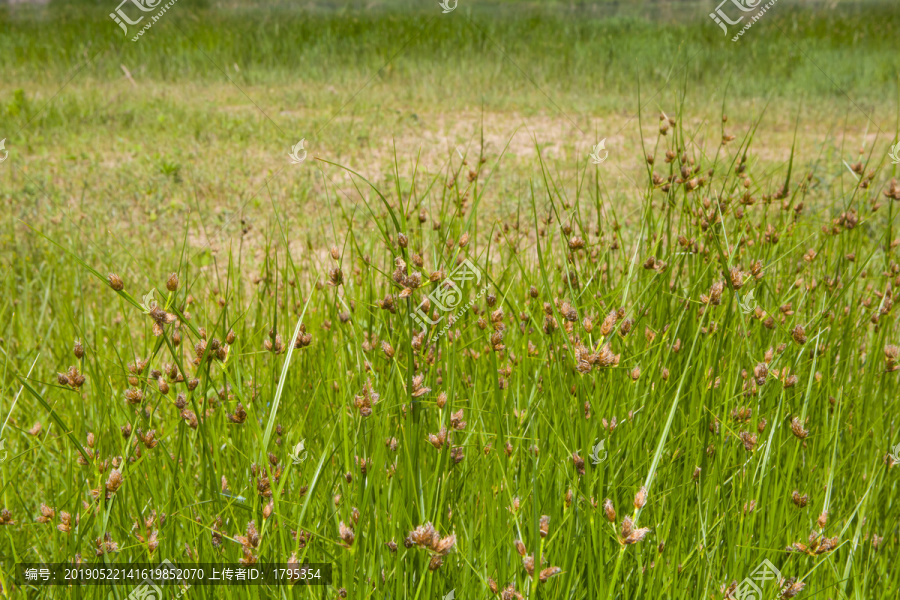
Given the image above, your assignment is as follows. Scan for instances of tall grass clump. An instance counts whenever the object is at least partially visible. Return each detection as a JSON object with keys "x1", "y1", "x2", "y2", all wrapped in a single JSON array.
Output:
[{"x1": 1, "y1": 87, "x2": 898, "y2": 600}]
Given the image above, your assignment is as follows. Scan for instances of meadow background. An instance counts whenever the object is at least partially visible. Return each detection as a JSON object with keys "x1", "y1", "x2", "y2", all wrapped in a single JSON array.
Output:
[{"x1": 1, "y1": 0, "x2": 899, "y2": 598}]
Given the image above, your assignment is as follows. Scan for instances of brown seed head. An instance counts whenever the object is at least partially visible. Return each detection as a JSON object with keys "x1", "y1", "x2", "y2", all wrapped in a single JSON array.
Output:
[
  {"x1": 105, "y1": 470, "x2": 123, "y2": 493},
  {"x1": 792, "y1": 490, "x2": 809, "y2": 507},
  {"x1": 539, "y1": 566, "x2": 562, "y2": 582},
  {"x1": 739, "y1": 431, "x2": 757, "y2": 452},
  {"x1": 790, "y1": 417, "x2": 809, "y2": 439},
  {"x1": 634, "y1": 486, "x2": 647, "y2": 510},
  {"x1": 338, "y1": 521, "x2": 354, "y2": 547},
  {"x1": 603, "y1": 498, "x2": 616, "y2": 522},
  {"x1": 108, "y1": 273, "x2": 124, "y2": 291},
  {"x1": 572, "y1": 453, "x2": 585, "y2": 476}
]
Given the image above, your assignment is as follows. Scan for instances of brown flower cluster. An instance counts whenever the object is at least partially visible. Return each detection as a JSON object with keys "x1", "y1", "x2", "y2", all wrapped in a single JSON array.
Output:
[
  {"x1": 405, "y1": 522, "x2": 456, "y2": 571},
  {"x1": 786, "y1": 531, "x2": 839, "y2": 556},
  {"x1": 602, "y1": 490, "x2": 652, "y2": 546},
  {"x1": 57, "y1": 365, "x2": 86, "y2": 389},
  {"x1": 235, "y1": 520, "x2": 261, "y2": 563},
  {"x1": 574, "y1": 341, "x2": 620, "y2": 374},
  {"x1": 354, "y1": 379, "x2": 380, "y2": 417}
]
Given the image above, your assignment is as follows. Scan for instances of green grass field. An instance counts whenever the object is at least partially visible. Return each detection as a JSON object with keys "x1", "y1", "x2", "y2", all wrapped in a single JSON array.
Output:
[{"x1": 1, "y1": 1, "x2": 899, "y2": 599}]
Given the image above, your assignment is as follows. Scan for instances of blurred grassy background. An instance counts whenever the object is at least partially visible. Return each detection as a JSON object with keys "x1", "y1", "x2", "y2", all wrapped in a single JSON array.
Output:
[
  {"x1": 1, "y1": 0, "x2": 898, "y2": 270},
  {"x1": 0, "y1": 0, "x2": 896, "y2": 250},
  {"x1": 2, "y1": 0, "x2": 899, "y2": 98}
]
